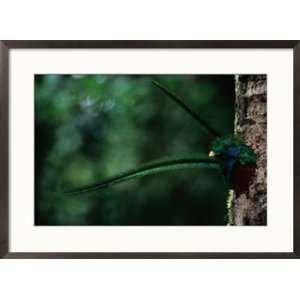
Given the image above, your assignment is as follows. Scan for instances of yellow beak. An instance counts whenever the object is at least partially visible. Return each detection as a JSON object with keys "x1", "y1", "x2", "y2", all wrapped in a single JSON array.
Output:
[{"x1": 209, "y1": 150, "x2": 216, "y2": 157}]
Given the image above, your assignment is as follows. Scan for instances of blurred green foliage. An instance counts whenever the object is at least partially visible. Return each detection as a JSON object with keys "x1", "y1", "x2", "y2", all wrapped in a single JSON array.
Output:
[{"x1": 35, "y1": 75, "x2": 234, "y2": 225}]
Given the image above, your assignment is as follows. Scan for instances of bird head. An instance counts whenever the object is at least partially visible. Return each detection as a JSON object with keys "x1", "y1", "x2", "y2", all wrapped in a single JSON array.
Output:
[{"x1": 209, "y1": 135, "x2": 257, "y2": 166}]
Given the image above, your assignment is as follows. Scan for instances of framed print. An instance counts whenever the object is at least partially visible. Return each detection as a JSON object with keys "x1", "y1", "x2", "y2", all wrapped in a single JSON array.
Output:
[{"x1": 0, "y1": 40, "x2": 299, "y2": 258}]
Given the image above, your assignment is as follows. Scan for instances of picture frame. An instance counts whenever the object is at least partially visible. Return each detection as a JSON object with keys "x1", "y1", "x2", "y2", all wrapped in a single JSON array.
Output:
[{"x1": 0, "y1": 40, "x2": 299, "y2": 258}]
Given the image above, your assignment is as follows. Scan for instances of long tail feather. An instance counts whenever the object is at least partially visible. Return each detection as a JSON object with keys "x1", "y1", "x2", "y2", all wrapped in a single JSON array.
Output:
[
  {"x1": 65, "y1": 157, "x2": 220, "y2": 195},
  {"x1": 152, "y1": 80, "x2": 220, "y2": 137}
]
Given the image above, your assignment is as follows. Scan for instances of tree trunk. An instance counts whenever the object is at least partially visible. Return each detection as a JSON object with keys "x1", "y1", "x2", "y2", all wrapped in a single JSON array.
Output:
[{"x1": 229, "y1": 75, "x2": 267, "y2": 225}]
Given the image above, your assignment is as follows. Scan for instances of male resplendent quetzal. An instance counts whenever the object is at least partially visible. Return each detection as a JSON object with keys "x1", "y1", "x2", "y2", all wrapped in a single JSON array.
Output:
[
  {"x1": 209, "y1": 135, "x2": 257, "y2": 195},
  {"x1": 65, "y1": 81, "x2": 257, "y2": 196}
]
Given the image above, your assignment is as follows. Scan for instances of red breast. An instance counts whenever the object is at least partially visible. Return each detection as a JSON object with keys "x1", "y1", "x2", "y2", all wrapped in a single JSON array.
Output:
[{"x1": 232, "y1": 164, "x2": 256, "y2": 195}]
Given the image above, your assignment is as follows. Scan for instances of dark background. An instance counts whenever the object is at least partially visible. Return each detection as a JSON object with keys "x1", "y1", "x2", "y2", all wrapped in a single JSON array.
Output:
[{"x1": 35, "y1": 75, "x2": 235, "y2": 225}]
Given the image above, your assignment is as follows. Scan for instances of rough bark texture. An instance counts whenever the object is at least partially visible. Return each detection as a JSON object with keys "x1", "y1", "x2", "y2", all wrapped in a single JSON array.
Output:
[{"x1": 231, "y1": 75, "x2": 267, "y2": 225}]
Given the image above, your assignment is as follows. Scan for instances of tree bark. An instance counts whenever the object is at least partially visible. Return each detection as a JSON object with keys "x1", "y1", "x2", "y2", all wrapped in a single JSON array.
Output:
[{"x1": 229, "y1": 75, "x2": 267, "y2": 225}]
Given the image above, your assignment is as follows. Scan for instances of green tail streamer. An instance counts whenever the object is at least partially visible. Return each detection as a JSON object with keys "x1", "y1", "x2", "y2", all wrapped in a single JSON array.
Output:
[
  {"x1": 65, "y1": 157, "x2": 220, "y2": 195},
  {"x1": 152, "y1": 80, "x2": 220, "y2": 137}
]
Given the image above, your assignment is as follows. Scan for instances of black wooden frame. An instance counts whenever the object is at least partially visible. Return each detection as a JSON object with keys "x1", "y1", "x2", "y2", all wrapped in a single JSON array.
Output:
[{"x1": 0, "y1": 40, "x2": 299, "y2": 258}]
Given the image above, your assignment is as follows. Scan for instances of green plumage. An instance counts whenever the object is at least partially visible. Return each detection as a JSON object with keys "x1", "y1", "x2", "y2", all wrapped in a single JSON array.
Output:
[
  {"x1": 65, "y1": 157, "x2": 221, "y2": 195},
  {"x1": 152, "y1": 80, "x2": 220, "y2": 137}
]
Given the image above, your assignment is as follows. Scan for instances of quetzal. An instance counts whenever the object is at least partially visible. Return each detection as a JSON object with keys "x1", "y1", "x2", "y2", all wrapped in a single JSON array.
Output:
[
  {"x1": 209, "y1": 135, "x2": 257, "y2": 195},
  {"x1": 65, "y1": 81, "x2": 257, "y2": 196}
]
